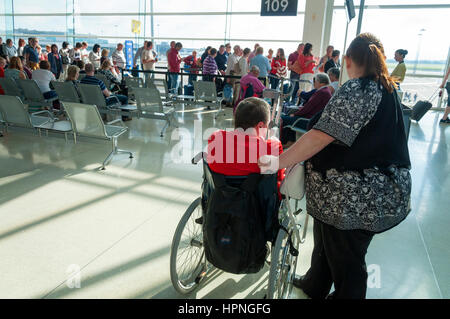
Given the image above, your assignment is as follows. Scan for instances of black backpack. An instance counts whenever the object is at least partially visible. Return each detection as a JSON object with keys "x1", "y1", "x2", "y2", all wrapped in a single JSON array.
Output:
[{"x1": 202, "y1": 169, "x2": 268, "y2": 274}]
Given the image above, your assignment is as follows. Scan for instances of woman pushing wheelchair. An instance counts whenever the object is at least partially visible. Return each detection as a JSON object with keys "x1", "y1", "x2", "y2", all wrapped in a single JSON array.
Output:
[{"x1": 259, "y1": 33, "x2": 412, "y2": 299}]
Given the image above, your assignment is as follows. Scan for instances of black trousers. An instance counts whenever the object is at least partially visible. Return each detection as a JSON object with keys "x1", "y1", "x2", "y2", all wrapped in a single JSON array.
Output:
[{"x1": 299, "y1": 218, "x2": 374, "y2": 299}]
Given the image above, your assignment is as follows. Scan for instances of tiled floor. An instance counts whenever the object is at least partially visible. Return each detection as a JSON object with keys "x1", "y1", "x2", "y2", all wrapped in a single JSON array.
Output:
[{"x1": 0, "y1": 104, "x2": 448, "y2": 299}]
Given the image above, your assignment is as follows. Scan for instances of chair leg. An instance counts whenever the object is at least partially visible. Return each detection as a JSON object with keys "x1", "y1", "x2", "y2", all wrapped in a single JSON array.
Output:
[
  {"x1": 101, "y1": 150, "x2": 115, "y2": 170},
  {"x1": 116, "y1": 149, "x2": 134, "y2": 159},
  {"x1": 101, "y1": 137, "x2": 133, "y2": 170}
]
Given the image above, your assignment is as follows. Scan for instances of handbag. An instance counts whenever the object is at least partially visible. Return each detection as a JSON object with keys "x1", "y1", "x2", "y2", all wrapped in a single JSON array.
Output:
[
  {"x1": 290, "y1": 60, "x2": 303, "y2": 75},
  {"x1": 280, "y1": 162, "x2": 305, "y2": 200}
]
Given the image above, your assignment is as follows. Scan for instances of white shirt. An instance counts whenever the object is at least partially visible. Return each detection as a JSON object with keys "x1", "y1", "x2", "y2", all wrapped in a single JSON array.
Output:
[
  {"x1": 89, "y1": 51, "x2": 101, "y2": 69},
  {"x1": 32, "y1": 69, "x2": 56, "y2": 93},
  {"x1": 141, "y1": 49, "x2": 156, "y2": 71},
  {"x1": 81, "y1": 48, "x2": 89, "y2": 64},
  {"x1": 112, "y1": 49, "x2": 126, "y2": 69},
  {"x1": 238, "y1": 57, "x2": 249, "y2": 77},
  {"x1": 226, "y1": 53, "x2": 241, "y2": 75}
]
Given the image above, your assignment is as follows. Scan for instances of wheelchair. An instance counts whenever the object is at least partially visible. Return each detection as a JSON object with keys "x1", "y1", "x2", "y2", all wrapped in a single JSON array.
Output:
[{"x1": 169, "y1": 152, "x2": 309, "y2": 299}]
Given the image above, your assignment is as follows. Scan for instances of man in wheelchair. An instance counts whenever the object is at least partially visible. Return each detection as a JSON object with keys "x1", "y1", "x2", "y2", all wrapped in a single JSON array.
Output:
[{"x1": 199, "y1": 97, "x2": 285, "y2": 275}]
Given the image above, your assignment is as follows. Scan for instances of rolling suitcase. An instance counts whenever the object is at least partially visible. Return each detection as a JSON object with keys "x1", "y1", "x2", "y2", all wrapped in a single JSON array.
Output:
[{"x1": 411, "y1": 89, "x2": 439, "y2": 122}]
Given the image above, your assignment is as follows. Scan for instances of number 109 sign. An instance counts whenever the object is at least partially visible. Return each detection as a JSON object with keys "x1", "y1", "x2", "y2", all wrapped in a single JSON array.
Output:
[{"x1": 261, "y1": 0, "x2": 298, "y2": 16}]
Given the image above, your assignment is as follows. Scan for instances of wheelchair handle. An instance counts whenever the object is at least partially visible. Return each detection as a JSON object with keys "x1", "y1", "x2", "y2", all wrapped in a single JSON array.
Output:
[{"x1": 192, "y1": 152, "x2": 206, "y2": 165}]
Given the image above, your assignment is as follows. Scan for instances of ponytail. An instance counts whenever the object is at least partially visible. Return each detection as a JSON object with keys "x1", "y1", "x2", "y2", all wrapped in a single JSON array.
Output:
[{"x1": 346, "y1": 33, "x2": 396, "y2": 93}]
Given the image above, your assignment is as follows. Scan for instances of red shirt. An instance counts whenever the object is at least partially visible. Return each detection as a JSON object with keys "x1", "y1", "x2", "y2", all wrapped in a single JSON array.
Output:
[
  {"x1": 298, "y1": 54, "x2": 315, "y2": 74},
  {"x1": 270, "y1": 58, "x2": 287, "y2": 77},
  {"x1": 168, "y1": 48, "x2": 181, "y2": 73},
  {"x1": 183, "y1": 55, "x2": 198, "y2": 74},
  {"x1": 207, "y1": 130, "x2": 285, "y2": 190}
]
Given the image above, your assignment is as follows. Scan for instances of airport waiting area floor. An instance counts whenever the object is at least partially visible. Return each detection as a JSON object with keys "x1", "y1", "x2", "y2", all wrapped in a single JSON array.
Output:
[{"x1": 0, "y1": 105, "x2": 448, "y2": 299}]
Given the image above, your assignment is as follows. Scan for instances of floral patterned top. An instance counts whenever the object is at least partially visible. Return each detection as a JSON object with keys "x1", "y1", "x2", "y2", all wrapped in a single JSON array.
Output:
[{"x1": 306, "y1": 78, "x2": 412, "y2": 233}]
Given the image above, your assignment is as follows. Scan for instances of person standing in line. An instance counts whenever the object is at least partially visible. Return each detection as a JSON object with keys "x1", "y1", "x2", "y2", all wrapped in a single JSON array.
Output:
[
  {"x1": 47, "y1": 44, "x2": 63, "y2": 80},
  {"x1": 142, "y1": 41, "x2": 158, "y2": 83},
  {"x1": 203, "y1": 48, "x2": 219, "y2": 82},
  {"x1": 215, "y1": 45, "x2": 228, "y2": 76},
  {"x1": 81, "y1": 42, "x2": 89, "y2": 64},
  {"x1": 112, "y1": 43, "x2": 126, "y2": 73},
  {"x1": 298, "y1": 43, "x2": 317, "y2": 92},
  {"x1": 439, "y1": 66, "x2": 450, "y2": 124},
  {"x1": 224, "y1": 43, "x2": 232, "y2": 58},
  {"x1": 324, "y1": 50, "x2": 341, "y2": 74},
  {"x1": 89, "y1": 44, "x2": 102, "y2": 70},
  {"x1": 391, "y1": 49, "x2": 408, "y2": 90},
  {"x1": 250, "y1": 46, "x2": 271, "y2": 86},
  {"x1": 288, "y1": 43, "x2": 305, "y2": 104},
  {"x1": 24, "y1": 37, "x2": 40, "y2": 70},
  {"x1": 59, "y1": 41, "x2": 71, "y2": 78},
  {"x1": 167, "y1": 42, "x2": 182, "y2": 94},
  {"x1": 248, "y1": 43, "x2": 260, "y2": 63},
  {"x1": 17, "y1": 38, "x2": 26, "y2": 57},
  {"x1": 225, "y1": 45, "x2": 242, "y2": 107},
  {"x1": 318, "y1": 45, "x2": 334, "y2": 73},
  {"x1": 269, "y1": 48, "x2": 287, "y2": 90},
  {"x1": 267, "y1": 49, "x2": 274, "y2": 64},
  {"x1": 134, "y1": 40, "x2": 148, "y2": 70},
  {"x1": 183, "y1": 50, "x2": 199, "y2": 85},
  {"x1": 69, "y1": 42, "x2": 82, "y2": 64}
]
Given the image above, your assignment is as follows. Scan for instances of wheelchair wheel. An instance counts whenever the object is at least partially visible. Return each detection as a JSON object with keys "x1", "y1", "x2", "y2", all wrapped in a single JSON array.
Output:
[
  {"x1": 267, "y1": 224, "x2": 300, "y2": 299},
  {"x1": 170, "y1": 197, "x2": 206, "y2": 295}
]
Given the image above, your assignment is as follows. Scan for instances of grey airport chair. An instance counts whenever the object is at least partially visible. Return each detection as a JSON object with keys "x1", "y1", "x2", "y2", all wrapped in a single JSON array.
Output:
[
  {"x1": 78, "y1": 83, "x2": 137, "y2": 118},
  {"x1": 193, "y1": 81, "x2": 224, "y2": 119},
  {"x1": 125, "y1": 77, "x2": 144, "y2": 89},
  {"x1": 149, "y1": 78, "x2": 175, "y2": 103},
  {"x1": 0, "y1": 95, "x2": 72, "y2": 140},
  {"x1": 17, "y1": 79, "x2": 58, "y2": 112},
  {"x1": 62, "y1": 102, "x2": 133, "y2": 170},
  {"x1": 51, "y1": 81, "x2": 81, "y2": 103},
  {"x1": 132, "y1": 87, "x2": 177, "y2": 137},
  {"x1": 0, "y1": 77, "x2": 25, "y2": 101}
]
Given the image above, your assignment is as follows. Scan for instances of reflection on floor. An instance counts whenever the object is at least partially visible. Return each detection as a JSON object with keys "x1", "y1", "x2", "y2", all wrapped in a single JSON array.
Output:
[{"x1": 0, "y1": 105, "x2": 448, "y2": 299}]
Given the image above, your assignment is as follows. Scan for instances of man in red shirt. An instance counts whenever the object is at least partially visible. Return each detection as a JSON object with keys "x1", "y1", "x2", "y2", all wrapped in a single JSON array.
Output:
[
  {"x1": 288, "y1": 43, "x2": 304, "y2": 104},
  {"x1": 167, "y1": 42, "x2": 182, "y2": 93},
  {"x1": 207, "y1": 97, "x2": 284, "y2": 189}
]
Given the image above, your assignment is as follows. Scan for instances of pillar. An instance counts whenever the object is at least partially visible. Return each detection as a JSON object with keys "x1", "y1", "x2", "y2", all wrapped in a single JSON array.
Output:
[{"x1": 302, "y1": 0, "x2": 334, "y2": 57}]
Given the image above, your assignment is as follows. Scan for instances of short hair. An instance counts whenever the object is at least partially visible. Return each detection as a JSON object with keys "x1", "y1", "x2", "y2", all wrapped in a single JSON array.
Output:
[
  {"x1": 175, "y1": 42, "x2": 183, "y2": 49},
  {"x1": 332, "y1": 50, "x2": 340, "y2": 57},
  {"x1": 76, "y1": 60, "x2": 85, "y2": 70},
  {"x1": 396, "y1": 49, "x2": 408, "y2": 58},
  {"x1": 243, "y1": 48, "x2": 251, "y2": 56},
  {"x1": 250, "y1": 65, "x2": 260, "y2": 73},
  {"x1": 101, "y1": 59, "x2": 112, "y2": 69},
  {"x1": 0, "y1": 57, "x2": 6, "y2": 65},
  {"x1": 62, "y1": 41, "x2": 69, "y2": 49},
  {"x1": 66, "y1": 65, "x2": 80, "y2": 81},
  {"x1": 234, "y1": 98, "x2": 270, "y2": 130},
  {"x1": 84, "y1": 63, "x2": 95, "y2": 73},
  {"x1": 75, "y1": 42, "x2": 82, "y2": 49},
  {"x1": 146, "y1": 41, "x2": 153, "y2": 49},
  {"x1": 233, "y1": 45, "x2": 240, "y2": 52},
  {"x1": 82, "y1": 42, "x2": 88, "y2": 46},
  {"x1": 39, "y1": 60, "x2": 50, "y2": 70},
  {"x1": 219, "y1": 45, "x2": 225, "y2": 49},
  {"x1": 6, "y1": 39, "x2": 12, "y2": 45},
  {"x1": 209, "y1": 48, "x2": 217, "y2": 56},
  {"x1": 314, "y1": 73, "x2": 330, "y2": 85},
  {"x1": 327, "y1": 67, "x2": 340, "y2": 80},
  {"x1": 256, "y1": 47, "x2": 264, "y2": 55}
]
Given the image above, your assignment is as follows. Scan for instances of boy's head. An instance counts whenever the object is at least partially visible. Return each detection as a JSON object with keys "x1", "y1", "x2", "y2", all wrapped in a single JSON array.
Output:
[{"x1": 234, "y1": 97, "x2": 270, "y2": 136}]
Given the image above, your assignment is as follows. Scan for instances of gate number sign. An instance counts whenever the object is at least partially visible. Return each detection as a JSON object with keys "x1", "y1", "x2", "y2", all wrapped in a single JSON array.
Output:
[{"x1": 261, "y1": 0, "x2": 298, "y2": 16}]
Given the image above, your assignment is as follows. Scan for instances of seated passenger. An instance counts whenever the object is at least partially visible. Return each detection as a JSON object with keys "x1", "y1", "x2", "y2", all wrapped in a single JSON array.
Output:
[
  {"x1": 0, "y1": 57, "x2": 5, "y2": 95},
  {"x1": 235, "y1": 66, "x2": 266, "y2": 111},
  {"x1": 18, "y1": 56, "x2": 32, "y2": 79},
  {"x1": 97, "y1": 59, "x2": 121, "y2": 90},
  {"x1": 5, "y1": 56, "x2": 28, "y2": 80},
  {"x1": 280, "y1": 73, "x2": 332, "y2": 146},
  {"x1": 207, "y1": 97, "x2": 284, "y2": 189},
  {"x1": 327, "y1": 67, "x2": 340, "y2": 95},
  {"x1": 80, "y1": 63, "x2": 128, "y2": 108},
  {"x1": 32, "y1": 60, "x2": 57, "y2": 100}
]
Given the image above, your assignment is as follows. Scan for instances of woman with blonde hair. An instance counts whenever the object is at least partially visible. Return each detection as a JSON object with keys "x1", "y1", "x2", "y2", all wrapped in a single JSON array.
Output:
[
  {"x1": 5, "y1": 56, "x2": 27, "y2": 80},
  {"x1": 100, "y1": 48, "x2": 110, "y2": 66},
  {"x1": 65, "y1": 65, "x2": 80, "y2": 83},
  {"x1": 98, "y1": 58, "x2": 121, "y2": 89}
]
